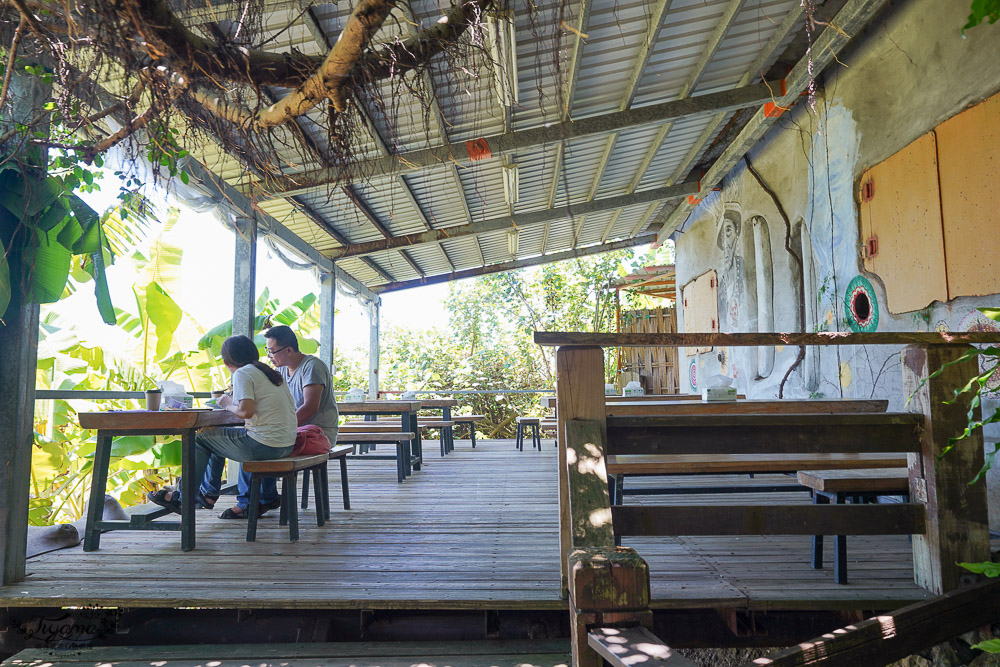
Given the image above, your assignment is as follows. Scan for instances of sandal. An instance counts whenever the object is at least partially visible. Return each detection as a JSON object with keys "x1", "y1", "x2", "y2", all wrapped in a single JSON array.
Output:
[
  {"x1": 148, "y1": 488, "x2": 182, "y2": 515},
  {"x1": 195, "y1": 490, "x2": 219, "y2": 510},
  {"x1": 219, "y1": 506, "x2": 248, "y2": 520},
  {"x1": 218, "y1": 497, "x2": 280, "y2": 520}
]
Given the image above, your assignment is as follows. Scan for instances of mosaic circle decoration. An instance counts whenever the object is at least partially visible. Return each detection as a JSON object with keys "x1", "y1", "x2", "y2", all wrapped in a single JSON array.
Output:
[
  {"x1": 689, "y1": 360, "x2": 698, "y2": 390},
  {"x1": 844, "y1": 275, "x2": 879, "y2": 332}
]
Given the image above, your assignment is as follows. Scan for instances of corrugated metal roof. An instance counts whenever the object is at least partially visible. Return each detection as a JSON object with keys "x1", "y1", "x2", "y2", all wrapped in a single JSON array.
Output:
[{"x1": 163, "y1": 0, "x2": 876, "y2": 293}]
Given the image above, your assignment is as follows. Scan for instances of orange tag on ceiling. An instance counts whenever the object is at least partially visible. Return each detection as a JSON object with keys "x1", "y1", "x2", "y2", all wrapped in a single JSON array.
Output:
[{"x1": 466, "y1": 138, "x2": 492, "y2": 161}]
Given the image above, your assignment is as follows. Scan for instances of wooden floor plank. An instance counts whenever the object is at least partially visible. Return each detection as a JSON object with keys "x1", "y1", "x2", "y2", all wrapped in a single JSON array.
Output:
[{"x1": 0, "y1": 439, "x2": 960, "y2": 613}]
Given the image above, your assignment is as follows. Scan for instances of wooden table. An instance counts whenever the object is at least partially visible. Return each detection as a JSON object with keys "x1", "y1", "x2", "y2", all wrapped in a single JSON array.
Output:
[
  {"x1": 78, "y1": 409, "x2": 241, "y2": 551},
  {"x1": 338, "y1": 401, "x2": 424, "y2": 477}
]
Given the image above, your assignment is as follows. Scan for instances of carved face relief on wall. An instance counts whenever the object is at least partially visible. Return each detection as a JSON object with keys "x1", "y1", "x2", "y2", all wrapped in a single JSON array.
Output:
[{"x1": 716, "y1": 209, "x2": 745, "y2": 331}]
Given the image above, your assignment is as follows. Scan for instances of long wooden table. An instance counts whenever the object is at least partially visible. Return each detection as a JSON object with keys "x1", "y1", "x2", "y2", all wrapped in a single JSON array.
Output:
[
  {"x1": 338, "y1": 400, "x2": 424, "y2": 477},
  {"x1": 78, "y1": 409, "x2": 241, "y2": 551}
]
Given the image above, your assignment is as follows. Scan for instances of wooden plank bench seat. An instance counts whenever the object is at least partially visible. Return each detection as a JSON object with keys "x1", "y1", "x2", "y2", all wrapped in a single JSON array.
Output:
[
  {"x1": 336, "y1": 431, "x2": 416, "y2": 483},
  {"x1": 242, "y1": 454, "x2": 329, "y2": 542},
  {"x1": 415, "y1": 419, "x2": 455, "y2": 457},
  {"x1": 796, "y1": 467, "x2": 911, "y2": 583}
]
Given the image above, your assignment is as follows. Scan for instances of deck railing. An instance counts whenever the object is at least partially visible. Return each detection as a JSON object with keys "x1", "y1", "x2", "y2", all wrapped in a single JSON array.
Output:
[{"x1": 535, "y1": 330, "x2": 1000, "y2": 667}]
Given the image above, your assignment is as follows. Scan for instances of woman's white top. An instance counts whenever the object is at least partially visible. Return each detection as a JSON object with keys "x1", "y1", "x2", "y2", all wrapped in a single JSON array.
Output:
[{"x1": 231, "y1": 364, "x2": 297, "y2": 448}]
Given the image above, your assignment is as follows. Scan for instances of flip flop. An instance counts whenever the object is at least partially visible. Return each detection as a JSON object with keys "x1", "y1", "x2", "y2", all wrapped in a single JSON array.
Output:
[
  {"x1": 219, "y1": 506, "x2": 248, "y2": 520},
  {"x1": 148, "y1": 488, "x2": 182, "y2": 515}
]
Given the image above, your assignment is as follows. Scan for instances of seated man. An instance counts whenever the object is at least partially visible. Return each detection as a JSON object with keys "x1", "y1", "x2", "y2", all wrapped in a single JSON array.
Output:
[{"x1": 210, "y1": 325, "x2": 340, "y2": 518}]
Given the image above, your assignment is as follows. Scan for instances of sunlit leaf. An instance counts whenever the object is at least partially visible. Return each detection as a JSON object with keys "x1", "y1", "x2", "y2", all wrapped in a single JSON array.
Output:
[
  {"x1": 145, "y1": 281, "x2": 182, "y2": 358},
  {"x1": 29, "y1": 227, "x2": 73, "y2": 303},
  {"x1": 110, "y1": 435, "x2": 156, "y2": 457}
]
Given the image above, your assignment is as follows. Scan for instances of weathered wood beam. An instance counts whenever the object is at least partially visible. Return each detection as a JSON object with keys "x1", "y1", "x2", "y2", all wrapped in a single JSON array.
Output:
[
  {"x1": 611, "y1": 504, "x2": 926, "y2": 537},
  {"x1": 657, "y1": 0, "x2": 891, "y2": 242},
  {"x1": 903, "y1": 344, "x2": 990, "y2": 594},
  {"x1": 397, "y1": 249, "x2": 425, "y2": 277},
  {"x1": 606, "y1": 413, "x2": 923, "y2": 455},
  {"x1": 319, "y1": 271, "x2": 336, "y2": 372},
  {"x1": 589, "y1": 626, "x2": 695, "y2": 667},
  {"x1": 250, "y1": 83, "x2": 777, "y2": 199},
  {"x1": 372, "y1": 233, "x2": 656, "y2": 293},
  {"x1": 758, "y1": 578, "x2": 1000, "y2": 666},
  {"x1": 329, "y1": 182, "x2": 697, "y2": 260},
  {"x1": 534, "y1": 331, "x2": 1000, "y2": 347}
]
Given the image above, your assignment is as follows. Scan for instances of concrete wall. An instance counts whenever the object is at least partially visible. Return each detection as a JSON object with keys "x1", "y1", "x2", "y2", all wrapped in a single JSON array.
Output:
[{"x1": 673, "y1": 0, "x2": 1000, "y2": 529}]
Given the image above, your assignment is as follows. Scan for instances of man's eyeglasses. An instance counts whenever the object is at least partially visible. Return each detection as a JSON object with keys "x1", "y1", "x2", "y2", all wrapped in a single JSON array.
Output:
[{"x1": 265, "y1": 345, "x2": 288, "y2": 357}]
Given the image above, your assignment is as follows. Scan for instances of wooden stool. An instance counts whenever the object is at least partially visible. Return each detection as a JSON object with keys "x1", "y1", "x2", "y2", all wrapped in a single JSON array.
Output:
[
  {"x1": 243, "y1": 454, "x2": 329, "y2": 542},
  {"x1": 300, "y1": 445, "x2": 353, "y2": 520},
  {"x1": 797, "y1": 468, "x2": 910, "y2": 584},
  {"x1": 515, "y1": 416, "x2": 541, "y2": 451}
]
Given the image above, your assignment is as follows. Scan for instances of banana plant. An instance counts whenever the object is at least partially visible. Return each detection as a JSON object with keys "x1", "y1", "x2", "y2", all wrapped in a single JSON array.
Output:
[{"x1": 0, "y1": 163, "x2": 115, "y2": 323}]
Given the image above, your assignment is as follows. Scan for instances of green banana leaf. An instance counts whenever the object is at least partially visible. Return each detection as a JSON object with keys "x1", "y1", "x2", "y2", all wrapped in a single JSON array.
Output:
[
  {"x1": 145, "y1": 281, "x2": 182, "y2": 359},
  {"x1": 110, "y1": 435, "x2": 156, "y2": 458},
  {"x1": 30, "y1": 220, "x2": 73, "y2": 303}
]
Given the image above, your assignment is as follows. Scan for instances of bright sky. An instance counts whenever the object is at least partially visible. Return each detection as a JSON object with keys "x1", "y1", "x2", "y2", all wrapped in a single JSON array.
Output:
[{"x1": 61, "y1": 180, "x2": 450, "y2": 357}]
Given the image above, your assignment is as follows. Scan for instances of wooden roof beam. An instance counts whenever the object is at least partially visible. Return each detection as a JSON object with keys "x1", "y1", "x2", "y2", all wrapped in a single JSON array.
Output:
[
  {"x1": 328, "y1": 180, "x2": 698, "y2": 260},
  {"x1": 249, "y1": 82, "x2": 777, "y2": 200},
  {"x1": 372, "y1": 233, "x2": 658, "y2": 293}
]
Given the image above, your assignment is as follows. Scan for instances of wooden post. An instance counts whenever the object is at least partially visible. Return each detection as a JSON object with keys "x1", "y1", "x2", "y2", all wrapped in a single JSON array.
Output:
[
  {"x1": 232, "y1": 215, "x2": 257, "y2": 338},
  {"x1": 569, "y1": 547, "x2": 653, "y2": 667},
  {"x1": 555, "y1": 346, "x2": 607, "y2": 595},
  {"x1": 0, "y1": 67, "x2": 48, "y2": 584},
  {"x1": 902, "y1": 344, "x2": 989, "y2": 594},
  {"x1": 319, "y1": 272, "x2": 336, "y2": 372}
]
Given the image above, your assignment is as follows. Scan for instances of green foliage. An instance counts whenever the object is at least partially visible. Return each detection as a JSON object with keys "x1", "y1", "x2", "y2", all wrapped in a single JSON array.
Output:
[
  {"x1": 964, "y1": 0, "x2": 1000, "y2": 32},
  {"x1": 0, "y1": 164, "x2": 114, "y2": 321}
]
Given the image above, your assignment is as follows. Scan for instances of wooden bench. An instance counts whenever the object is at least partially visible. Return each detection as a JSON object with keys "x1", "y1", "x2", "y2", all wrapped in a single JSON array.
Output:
[
  {"x1": 796, "y1": 467, "x2": 910, "y2": 583},
  {"x1": 299, "y1": 444, "x2": 353, "y2": 521},
  {"x1": 452, "y1": 414, "x2": 485, "y2": 447},
  {"x1": 337, "y1": 430, "x2": 416, "y2": 483},
  {"x1": 594, "y1": 409, "x2": 926, "y2": 584},
  {"x1": 242, "y1": 454, "x2": 329, "y2": 542},
  {"x1": 415, "y1": 419, "x2": 455, "y2": 457}
]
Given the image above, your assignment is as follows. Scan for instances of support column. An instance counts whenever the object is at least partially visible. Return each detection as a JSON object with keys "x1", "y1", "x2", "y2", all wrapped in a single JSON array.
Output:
[
  {"x1": 903, "y1": 344, "x2": 989, "y2": 594},
  {"x1": 0, "y1": 68, "x2": 49, "y2": 584},
  {"x1": 368, "y1": 297, "x2": 381, "y2": 399},
  {"x1": 232, "y1": 215, "x2": 257, "y2": 338},
  {"x1": 555, "y1": 345, "x2": 607, "y2": 596},
  {"x1": 319, "y1": 272, "x2": 336, "y2": 371},
  {"x1": 229, "y1": 215, "x2": 257, "y2": 485}
]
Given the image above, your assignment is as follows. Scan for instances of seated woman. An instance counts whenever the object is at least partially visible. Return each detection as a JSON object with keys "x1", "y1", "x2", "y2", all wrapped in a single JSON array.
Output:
[{"x1": 148, "y1": 335, "x2": 297, "y2": 514}]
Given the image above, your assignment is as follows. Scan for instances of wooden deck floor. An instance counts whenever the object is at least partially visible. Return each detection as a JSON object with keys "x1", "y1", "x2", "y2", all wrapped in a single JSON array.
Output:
[{"x1": 0, "y1": 439, "x2": 948, "y2": 612}]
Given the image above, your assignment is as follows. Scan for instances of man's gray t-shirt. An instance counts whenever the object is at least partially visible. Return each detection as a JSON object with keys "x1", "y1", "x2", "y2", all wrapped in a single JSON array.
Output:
[{"x1": 280, "y1": 355, "x2": 339, "y2": 442}]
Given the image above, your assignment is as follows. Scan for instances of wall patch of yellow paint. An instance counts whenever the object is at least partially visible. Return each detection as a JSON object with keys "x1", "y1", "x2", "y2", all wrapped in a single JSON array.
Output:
[{"x1": 839, "y1": 362, "x2": 853, "y2": 389}]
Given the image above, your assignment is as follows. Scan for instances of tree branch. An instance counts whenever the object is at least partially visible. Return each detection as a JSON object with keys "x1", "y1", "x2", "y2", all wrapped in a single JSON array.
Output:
[
  {"x1": 0, "y1": 17, "x2": 27, "y2": 112},
  {"x1": 255, "y1": 0, "x2": 395, "y2": 128}
]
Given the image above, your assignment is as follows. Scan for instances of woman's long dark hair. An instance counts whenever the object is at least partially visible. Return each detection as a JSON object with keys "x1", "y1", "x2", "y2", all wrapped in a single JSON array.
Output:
[{"x1": 220, "y1": 335, "x2": 283, "y2": 387}]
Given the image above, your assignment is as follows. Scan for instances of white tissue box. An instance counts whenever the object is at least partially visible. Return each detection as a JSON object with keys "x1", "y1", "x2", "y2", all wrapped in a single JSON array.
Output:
[{"x1": 701, "y1": 386, "x2": 737, "y2": 402}]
